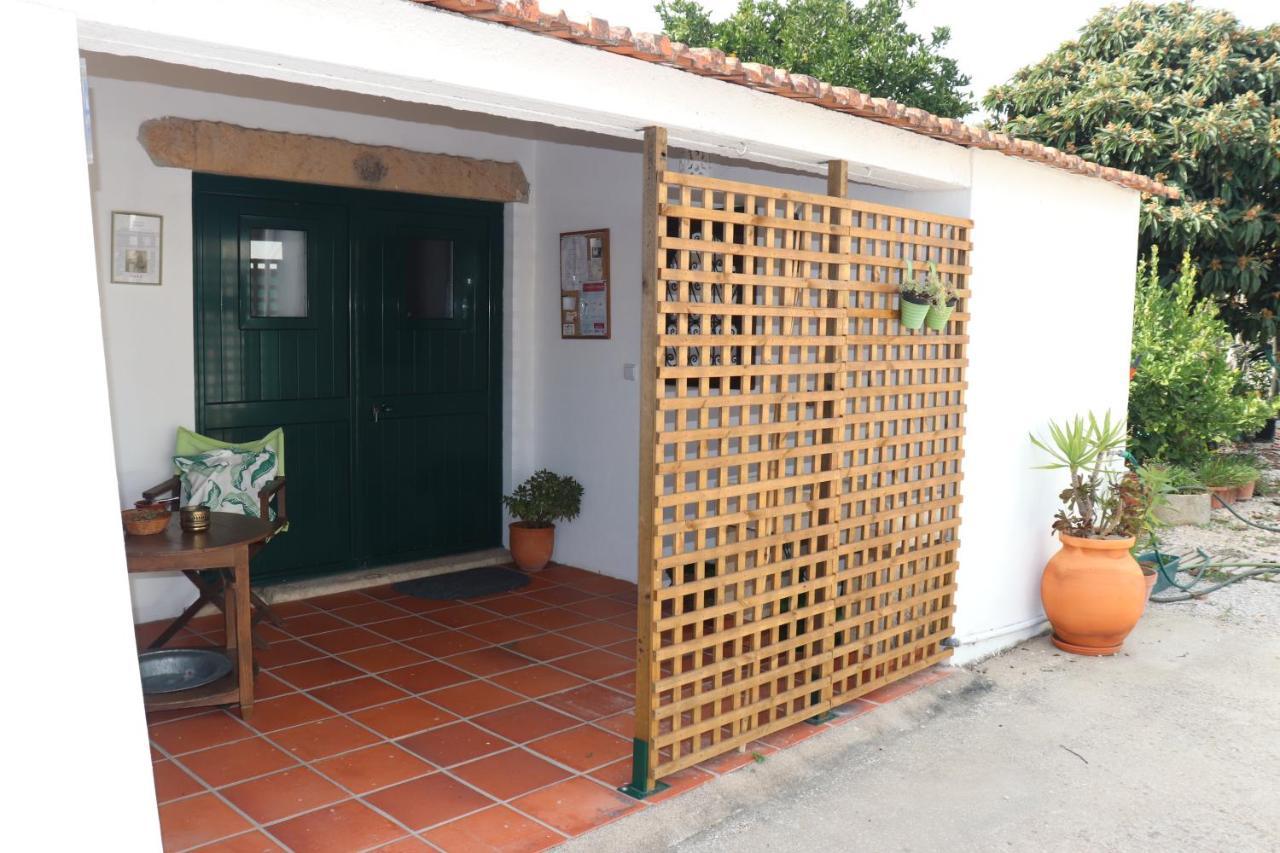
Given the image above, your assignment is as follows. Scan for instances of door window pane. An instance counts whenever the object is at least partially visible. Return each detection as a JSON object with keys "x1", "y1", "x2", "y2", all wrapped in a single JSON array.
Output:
[
  {"x1": 405, "y1": 238, "x2": 454, "y2": 320},
  {"x1": 249, "y1": 228, "x2": 308, "y2": 318}
]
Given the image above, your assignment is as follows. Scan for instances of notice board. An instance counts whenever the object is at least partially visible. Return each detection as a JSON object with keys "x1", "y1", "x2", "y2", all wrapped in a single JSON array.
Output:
[{"x1": 559, "y1": 228, "x2": 611, "y2": 339}]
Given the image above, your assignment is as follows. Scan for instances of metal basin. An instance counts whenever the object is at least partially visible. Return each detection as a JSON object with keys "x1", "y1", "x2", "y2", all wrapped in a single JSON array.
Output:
[{"x1": 138, "y1": 649, "x2": 232, "y2": 694}]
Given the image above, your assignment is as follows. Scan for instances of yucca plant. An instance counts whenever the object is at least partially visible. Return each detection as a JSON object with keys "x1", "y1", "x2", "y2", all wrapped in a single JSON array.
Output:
[{"x1": 1030, "y1": 411, "x2": 1142, "y2": 538}]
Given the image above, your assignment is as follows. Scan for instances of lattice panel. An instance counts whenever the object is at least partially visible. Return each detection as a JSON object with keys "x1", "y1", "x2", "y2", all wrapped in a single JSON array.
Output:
[{"x1": 638, "y1": 168, "x2": 970, "y2": 785}]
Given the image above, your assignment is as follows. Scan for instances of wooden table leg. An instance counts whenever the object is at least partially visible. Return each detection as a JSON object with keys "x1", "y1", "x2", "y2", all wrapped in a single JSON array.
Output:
[{"x1": 232, "y1": 548, "x2": 254, "y2": 719}]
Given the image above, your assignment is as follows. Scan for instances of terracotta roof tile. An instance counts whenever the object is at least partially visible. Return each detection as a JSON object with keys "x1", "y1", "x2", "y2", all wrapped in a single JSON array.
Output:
[{"x1": 411, "y1": 0, "x2": 1179, "y2": 199}]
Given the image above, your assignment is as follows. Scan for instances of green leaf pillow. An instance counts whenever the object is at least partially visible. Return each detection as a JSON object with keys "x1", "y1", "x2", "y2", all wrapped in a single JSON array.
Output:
[
  {"x1": 174, "y1": 427, "x2": 285, "y2": 476},
  {"x1": 175, "y1": 447, "x2": 278, "y2": 519}
]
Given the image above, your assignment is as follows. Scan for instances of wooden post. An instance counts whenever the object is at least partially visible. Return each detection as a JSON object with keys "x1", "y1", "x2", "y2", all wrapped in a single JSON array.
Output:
[
  {"x1": 826, "y1": 159, "x2": 848, "y2": 199},
  {"x1": 624, "y1": 126, "x2": 669, "y2": 799}
]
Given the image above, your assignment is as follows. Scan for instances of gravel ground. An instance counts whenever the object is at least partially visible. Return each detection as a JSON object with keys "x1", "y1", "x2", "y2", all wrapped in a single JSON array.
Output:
[{"x1": 1153, "y1": 438, "x2": 1280, "y2": 636}]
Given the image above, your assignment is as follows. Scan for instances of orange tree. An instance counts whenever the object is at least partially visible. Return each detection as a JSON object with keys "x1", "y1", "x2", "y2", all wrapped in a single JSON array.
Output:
[{"x1": 984, "y1": 2, "x2": 1280, "y2": 344}]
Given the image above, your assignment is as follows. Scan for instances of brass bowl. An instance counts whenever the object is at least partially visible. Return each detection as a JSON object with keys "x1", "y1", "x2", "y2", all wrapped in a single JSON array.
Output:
[{"x1": 180, "y1": 505, "x2": 211, "y2": 532}]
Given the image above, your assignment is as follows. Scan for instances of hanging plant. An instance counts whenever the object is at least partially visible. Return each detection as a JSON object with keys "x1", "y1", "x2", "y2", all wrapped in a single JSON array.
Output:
[
  {"x1": 924, "y1": 262, "x2": 958, "y2": 331},
  {"x1": 898, "y1": 258, "x2": 931, "y2": 329}
]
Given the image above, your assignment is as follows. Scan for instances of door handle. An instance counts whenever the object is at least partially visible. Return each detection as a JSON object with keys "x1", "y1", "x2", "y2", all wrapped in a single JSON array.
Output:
[{"x1": 372, "y1": 403, "x2": 393, "y2": 422}]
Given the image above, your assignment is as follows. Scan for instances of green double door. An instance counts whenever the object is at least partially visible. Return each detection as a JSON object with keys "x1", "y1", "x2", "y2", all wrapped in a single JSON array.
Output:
[{"x1": 194, "y1": 175, "x2": 503, "y2": 582}]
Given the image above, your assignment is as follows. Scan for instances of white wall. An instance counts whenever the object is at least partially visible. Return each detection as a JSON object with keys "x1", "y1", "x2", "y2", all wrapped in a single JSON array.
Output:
[
  {"x1": 85, "y1": 58, "x2": 540, "y2": 621},
  {"x1": 950, "y1": 151, "x2": 1140, "y2": 663},
  {"x1": 1, "y1": 4, "x2": 161, "y2": 848}
]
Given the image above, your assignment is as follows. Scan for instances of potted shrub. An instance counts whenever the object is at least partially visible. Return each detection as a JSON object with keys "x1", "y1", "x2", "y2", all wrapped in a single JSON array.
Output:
[
  {"x1": 1030, "y1": 412, "x2": 1150, "y2": 655},
  {"x1": 1150, "y1": 464, "x2": 1210, "y2": 526},
  {"x1": 1198, "y1": 455, "x2": 1253, "y2": 507},
  {"x1": 924, "y1": 261, "x2": 958, "y2": 331},
  {"x1": 502, "y1": 470, "x2": 583, "y2": 572},
  {"x1": 1226, "y1": 452, "x2": 1263, "y2": 500},
  {"x1": 898, "y1": 258, "x2": 931, "y2": 330}
]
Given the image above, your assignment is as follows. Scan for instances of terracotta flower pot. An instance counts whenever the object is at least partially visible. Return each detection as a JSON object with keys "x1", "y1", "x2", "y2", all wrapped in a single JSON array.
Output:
[
  {"x1": 1236, "y1": 480, "x2": 1256, "y2": 500},
  {"x1": 509, "y1": 522, "x2": 555, "y2": 572},
  {"x1": 1041, "y1": 533, "x2": 1146, "y2": 656},
  {"x1": 1138, "y1": 565, "x2": 1158, "y2": 613},
  {"x1": 1208, "y1": 485, "x2": 1238, "y2": 508}
]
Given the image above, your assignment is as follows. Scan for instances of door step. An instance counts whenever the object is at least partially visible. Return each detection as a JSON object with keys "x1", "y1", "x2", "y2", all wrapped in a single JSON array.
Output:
[{"x1": 255, "y1": 548, "x2": 511, "y2": 606}]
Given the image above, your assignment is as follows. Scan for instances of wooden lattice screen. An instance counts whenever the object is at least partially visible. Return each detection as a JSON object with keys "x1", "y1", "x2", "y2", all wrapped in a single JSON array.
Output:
[{"x1": 631, "y1": 129, "x2": 972, "y2": 793}]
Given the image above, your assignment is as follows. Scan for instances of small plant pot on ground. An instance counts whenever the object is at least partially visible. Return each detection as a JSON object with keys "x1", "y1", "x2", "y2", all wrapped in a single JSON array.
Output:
[
  {"x1": 508, "y1": 522, "x2": 555, "y2": 572},
  {"x1": 1236, "y1": 479, "x2": 1257, "y2": 500},
  {"x1": 924, "y1": 299, "x2": 957, "y2": 331},
  {"x1": 1153, "y1": 492, "x2": 1211, "y2": 526},
  {"x1": 1208, "y1": 485, "x2": 1238, "y2": 508},
  {"x1": 1041, "y1": 533, "x2": 1146, "y2": 656},
  {"x1": 899, "y1": 293, "x2": 929, "y2": 329}
]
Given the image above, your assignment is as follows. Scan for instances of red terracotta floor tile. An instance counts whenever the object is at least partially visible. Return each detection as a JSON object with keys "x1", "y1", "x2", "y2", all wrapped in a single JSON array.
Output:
[
  {"x1": 379, "y1": 660, "x2": 472, "y2": 693},
  {"x1": 269, "y1": 716, "x2": 381, "y2": 761},
  {"x1": 387, "y1": 595, "x2": 455, "y2": 615},
  {"x1": 586, "y1": 757, "x2": 633, "y2": 788},
  {"x1": 398, "y1": 721, "x2": 512, "y2": 768},
  {"x1": 271, "y1": 657, "x2": 364, "y2": 690},
  {"x1": 309, "y1": 676, "x2": 410, "y2": 713},
  {"x1": 151, "y1": 712, "x2": 253, "y2": 755},
  {"x1": 425, "y1": 604, "x2": 499, "y2": 628},
  {"x1": 554, "y1": 650, "x2": 633, "y2": 681},
  {"x1": 331, "y1": 601, "x2": 411, "y2": 625},
  {"x1": 444, "y1": 646, "x2": 532, "y2": 676},
  {"x1": 152, "y1": 759, "x2": 204, "y2": 803},
  {"x1": 339, "y1": 643, "x2": 429, "y2": 673},
  {"x1": 601, "y1": 670, "x2": 636, "y2": 694},
  {"x1": 281, "y1": 612, "x2": 348, "y2": 637},
  {"x1": 157, "y1": 792, "x2": 253, "y2": 852},
  {"x1": 517, "y1": 607, "x2": 590, "y2": 631},
  {"x1": 489, "y1": 664, "x2": 586, "y2": 698},
  {"x1": 511, "y1": 776, "x2": 641, "y2": 837},
  {"x1": 350, "y1": 698, "x2": 457, "y2": 739},
  {"x1": 307, "y1": 626, "x2": 387, "y2": 654},
  {"x1": 424, "y1": 804, "x2": 565, "y2": 853},
  {"x1": 422, "y1": 680, "x2": 524, "y2": 717},
  {"x1": 190, "y1": 829, "x2": 286, "y2": 851},
  {"x1": 528, "y1": 724, "x2": 630, "y2": 772},
  {"x1": 592, "y1": 762, "x2": 713, "y2": 804},
  {"x1": 402, "y1": 631, "x2": 488, "y2": 658},
  {"x1": 504, "y1": 632, "x2": 590, "y2": 662},
  {"x1": 312, "y1": 743, "x2": 435, "y2": 795},
  {"x1": 270, "y1": 600, "x2": 322, "y2": 618},
  {"x1": 474, "y1": 595, "x2": 546, "y2": 616},
  {"x1": 364, "y1": 772, "x2": 495, "y2": 830},
  {"x1": 558, "y1": 620, "x2": 634, "y2": 646},
  {"x1": 257, "y1": 639, "x2": 326, "y2": 669},
  {"x1": 541, "y1": 684, "x2": 633, "y2": 721},
  {"x1": 178, "y1": 736, "x2": 298, "y2": 788},
  {"x1": 463, "y1": 618, "x2": 543, "y2": 645},
  {"x1": 221, "y1": 767, "x2": 346, "y2": 824},
  {"x1": 603, "y1": 638, "x2": 636, "y2": 657},
  {"x1": 369, "y1": 616, "x2": 441, "y2": 642},
  {"x1": 697, "y1": 744, "x2": 775, "y2": 775},
  {"x1": 245, "y1": 693, "x2": 335, "y2": 733},
  {"x1": 593, "y1": 711, "x2": 633, "y2": 739},
  {"x1": 472, "y1": 702, "x2": 580, "y2": 743},
  {"x1": 758, "y1": 721, "x2": 824, "y2": 749},
  {"x1": 573, "y1": 597, "x2": 634, "y2": 619},
  {"x1": 828, "y1": 698, "x2": 876, "y2": 724},
  {"x1": 253, "y1": 672, "x2": 295, "y2": 700},
  {"x1": 527, "y1": 586, "x2": 596, "y2": 606},
  {"x1": 451, "y1": 748, "x2": 572, "y2": 801},
  {"x1": 371, "y1": 838, "x2": 433, "y2": 852},
  {"x1": 269, "y1": 799, "x2": 406, "y2": 853}
]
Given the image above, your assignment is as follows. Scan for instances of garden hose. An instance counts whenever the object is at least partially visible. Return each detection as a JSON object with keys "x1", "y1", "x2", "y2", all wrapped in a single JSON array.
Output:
[{"x1": 1145, "y1": 494, "x2": 1279, "y2": 602}]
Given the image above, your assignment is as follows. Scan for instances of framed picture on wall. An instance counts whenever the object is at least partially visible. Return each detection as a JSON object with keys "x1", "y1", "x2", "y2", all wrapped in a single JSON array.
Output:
[{"x1": 111, "y1": 211, "x2": 162, "y2": 285}]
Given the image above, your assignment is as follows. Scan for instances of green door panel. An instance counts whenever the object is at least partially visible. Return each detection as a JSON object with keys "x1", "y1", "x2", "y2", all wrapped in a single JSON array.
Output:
[{"x1": 193, "y1": 174, "x2": 502, "y2": 583}]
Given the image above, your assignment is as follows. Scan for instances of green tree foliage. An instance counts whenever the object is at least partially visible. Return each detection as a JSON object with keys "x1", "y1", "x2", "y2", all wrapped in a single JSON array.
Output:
[
  {"x1": 984, "y1": 2, "x2": 1280, "y2": 343},
  {"x1": 1129, "y1": 251, "x2": 1273, "y2": 466},
  {"x1": 656, "y1": 0, "x2": 975, "y2": 118}
]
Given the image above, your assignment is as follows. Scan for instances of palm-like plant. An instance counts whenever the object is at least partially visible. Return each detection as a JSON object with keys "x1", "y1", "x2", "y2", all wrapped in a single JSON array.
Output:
[{"x1": 1030, "y1": 411, "x2": 1137, "y2": 538}]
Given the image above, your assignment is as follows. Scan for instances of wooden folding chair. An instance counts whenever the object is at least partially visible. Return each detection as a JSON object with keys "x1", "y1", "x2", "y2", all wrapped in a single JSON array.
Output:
[{"x1": 140, "y1": 435, "x2": 288, "y2": 650}]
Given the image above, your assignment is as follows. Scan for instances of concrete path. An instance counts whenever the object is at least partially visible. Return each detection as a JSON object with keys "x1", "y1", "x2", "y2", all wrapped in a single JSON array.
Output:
[{"x1": 567, "y1": 603, "x2": 1280, "y2": 852}]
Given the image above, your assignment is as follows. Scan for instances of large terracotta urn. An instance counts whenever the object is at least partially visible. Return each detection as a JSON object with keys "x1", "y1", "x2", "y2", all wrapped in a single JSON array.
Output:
[{"x1": 1041, "y1": 533, "x2": 1146, "y2": 656}]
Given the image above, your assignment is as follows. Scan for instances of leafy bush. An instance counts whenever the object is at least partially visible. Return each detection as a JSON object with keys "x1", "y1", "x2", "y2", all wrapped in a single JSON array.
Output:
[
  {"x1": 1128, "y1": 251, "x2": 1273, "y2": 467},
  {"x1": 502, "y1": 470, "x2": 583, "y2": 527},
  {"x1": 1197, "y1": 455, "x2": 1256, "y2": 489}
]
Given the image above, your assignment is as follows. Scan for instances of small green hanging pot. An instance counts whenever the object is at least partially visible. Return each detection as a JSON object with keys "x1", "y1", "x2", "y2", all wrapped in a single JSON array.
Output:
[
  {"x1": 925, "y1": 299, "x2": 957, "y2": 331},
  {"x1": 899, "y1": 293, "x2": 930, "y2": 329}
]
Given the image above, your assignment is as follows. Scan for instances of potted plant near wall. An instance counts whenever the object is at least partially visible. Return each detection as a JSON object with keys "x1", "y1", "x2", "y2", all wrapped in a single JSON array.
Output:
[
  {"x1": 1198, "y1": 455, "x2": 1254, "y2": 507},
  {"x1": 1030, "y1": 412, "x2": 1151, "y2": 655},
  {"x1": 502, "y1": 469, "x2": 583, "y2": 572},
  {"x1": 924, "y1": 262, "x2": 958, "y2": 331},
  {"x1": 898, "y1": 258, "x2": 932, "y2": 330}
]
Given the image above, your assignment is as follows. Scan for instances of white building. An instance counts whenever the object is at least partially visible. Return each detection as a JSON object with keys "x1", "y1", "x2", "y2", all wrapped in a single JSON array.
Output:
[{"x1": 4, "y1": 0, "x2": 1172, "y2": 847}]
